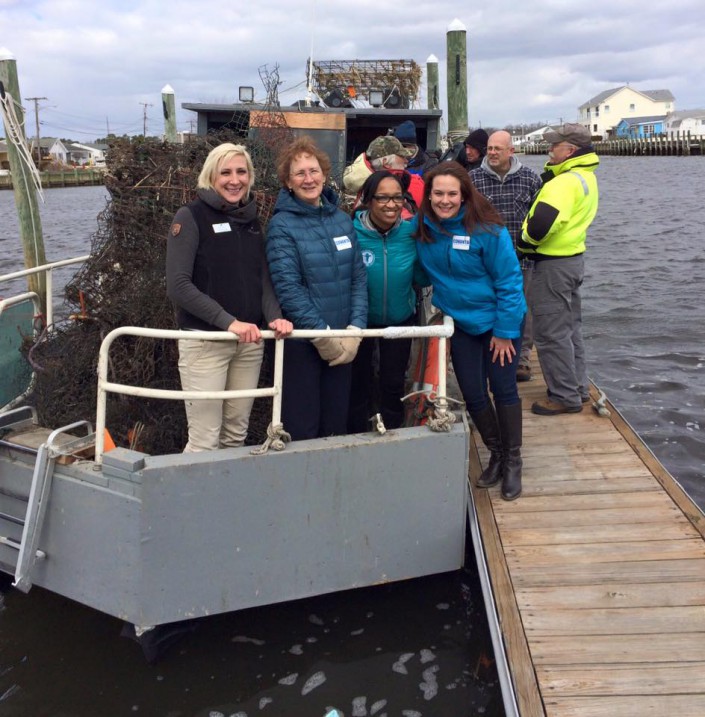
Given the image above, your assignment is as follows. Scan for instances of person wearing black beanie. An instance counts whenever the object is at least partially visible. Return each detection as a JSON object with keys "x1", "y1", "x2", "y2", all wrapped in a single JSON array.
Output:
[{"x1": 463, "y1": 129, "x2": 489, "y2": 170}]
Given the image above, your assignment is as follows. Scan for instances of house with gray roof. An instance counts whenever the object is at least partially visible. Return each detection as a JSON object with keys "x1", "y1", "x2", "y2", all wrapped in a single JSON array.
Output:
[
  {"x1": 578, "y1": 86, "x2": 675, "y2": 139},
  {"x1": 665, "y1": 109, "x2": 705, "y2": 137}
]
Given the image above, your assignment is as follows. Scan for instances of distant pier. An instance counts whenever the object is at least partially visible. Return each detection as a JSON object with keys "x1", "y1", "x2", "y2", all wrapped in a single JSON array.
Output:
[
  {"x1": 0, "y1": 168, "x2": 105, "y2": 190},
  {"x1": 525, "y1": 132, "x2": 704, "y2": 157}
]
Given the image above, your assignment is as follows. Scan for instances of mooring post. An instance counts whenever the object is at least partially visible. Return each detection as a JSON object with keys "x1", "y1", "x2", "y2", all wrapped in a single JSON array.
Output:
[
  {"x1": 0, "y1": 47, "x2": 47, "y2": 314},
  {"x1": 162, "y1": 84, "x2": 177, "y2": 143},
  {"x1": 446, "y1": 19, "x2": 468, "y2": 144}
]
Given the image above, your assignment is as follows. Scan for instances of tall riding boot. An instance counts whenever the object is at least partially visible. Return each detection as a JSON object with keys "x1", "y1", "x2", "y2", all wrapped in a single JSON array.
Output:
[
  {"x1": 496, "y1": 402, "x2": 523, "y2": 501},
  {"x1": 469, "y1": 404, "x2": 503, "y2": 488}
]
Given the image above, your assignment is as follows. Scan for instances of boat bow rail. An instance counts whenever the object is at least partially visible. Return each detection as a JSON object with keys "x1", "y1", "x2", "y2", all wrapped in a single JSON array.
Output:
[{"x1": 94, "y1": 318, "x2": 457, "y2": 464}]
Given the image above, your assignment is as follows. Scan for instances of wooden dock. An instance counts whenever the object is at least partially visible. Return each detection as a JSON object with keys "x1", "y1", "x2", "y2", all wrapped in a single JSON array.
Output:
[
  {"x1": 0, "y1": 168, "x2": 105, "y2": 190},
  {"x1": 469, "y1": 358, "x2": 705, "y2": 716}
]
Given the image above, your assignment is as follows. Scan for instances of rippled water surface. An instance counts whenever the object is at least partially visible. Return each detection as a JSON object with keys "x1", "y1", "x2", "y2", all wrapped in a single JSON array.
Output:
[{"x1": 1, "y1": 155, "x2": 704, "y2": 716}]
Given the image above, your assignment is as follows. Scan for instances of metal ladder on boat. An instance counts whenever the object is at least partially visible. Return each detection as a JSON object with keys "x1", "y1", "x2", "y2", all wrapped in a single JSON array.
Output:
[{"x1": 0, "y1": 406, "x2": 95, "y2": 592}]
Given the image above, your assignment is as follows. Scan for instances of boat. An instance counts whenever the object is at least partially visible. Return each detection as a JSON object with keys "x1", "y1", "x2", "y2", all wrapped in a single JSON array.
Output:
[{"x1": 0, "y1": 257, "x2": 469, "y2": 633}]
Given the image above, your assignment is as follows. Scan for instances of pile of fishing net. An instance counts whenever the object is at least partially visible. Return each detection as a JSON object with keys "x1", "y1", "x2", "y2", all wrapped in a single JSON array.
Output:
[{"x1": 27, "y1": 121, "x2": 297, "y2": 455}]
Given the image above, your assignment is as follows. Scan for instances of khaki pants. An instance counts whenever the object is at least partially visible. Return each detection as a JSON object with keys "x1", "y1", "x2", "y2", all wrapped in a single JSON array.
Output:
[{"x1": 177, "y1": 338, "x2": 264, "y2": 452}]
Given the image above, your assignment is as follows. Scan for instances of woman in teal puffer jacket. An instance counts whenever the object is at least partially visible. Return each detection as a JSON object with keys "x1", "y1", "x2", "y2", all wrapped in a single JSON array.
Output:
[{"x1": 348, "y1": 171, "x2": 429, "y2": 432}]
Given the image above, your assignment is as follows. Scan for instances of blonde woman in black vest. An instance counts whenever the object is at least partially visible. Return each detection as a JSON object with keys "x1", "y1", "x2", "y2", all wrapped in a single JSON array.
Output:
[{"x1": 166, "y1": 143, "x2": 292, "y2": 452}]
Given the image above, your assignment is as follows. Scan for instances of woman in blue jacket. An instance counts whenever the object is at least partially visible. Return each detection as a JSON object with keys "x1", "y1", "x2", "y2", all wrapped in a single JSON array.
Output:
[
  {"x1": 348, "y1": 171, "x2": 428, "y2": 432},
  {"x1": 414, "y1": 163, "x2": 526, "y2": 500},
  {"x1": 266, "y1": 137, "x2": 367, "y2": 440}
]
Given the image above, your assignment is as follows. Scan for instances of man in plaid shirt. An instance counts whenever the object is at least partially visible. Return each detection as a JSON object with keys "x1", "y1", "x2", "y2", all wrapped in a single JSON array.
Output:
[{"x1": 470, "y1": 131, "x2": 542, "y2": 381}]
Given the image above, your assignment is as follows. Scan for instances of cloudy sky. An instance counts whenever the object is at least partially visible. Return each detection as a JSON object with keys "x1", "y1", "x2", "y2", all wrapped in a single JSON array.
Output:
[{"x1": 2, "y1": 0, "x2": 703, "y2": 141}]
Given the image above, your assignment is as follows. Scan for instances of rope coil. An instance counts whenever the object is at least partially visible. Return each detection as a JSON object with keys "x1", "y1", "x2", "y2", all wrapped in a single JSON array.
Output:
[{"x1": 250, "y1": 422, "x2": 292, "y2": 455}]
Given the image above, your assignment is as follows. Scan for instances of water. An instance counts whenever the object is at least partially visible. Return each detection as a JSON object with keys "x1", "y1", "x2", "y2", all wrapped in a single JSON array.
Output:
[
  {"x1": 520, "y1": 154, "x2": 705, "y2": 506},
  {"x1": 1, "y1": 156, "x2": 705, "y2": 715}
]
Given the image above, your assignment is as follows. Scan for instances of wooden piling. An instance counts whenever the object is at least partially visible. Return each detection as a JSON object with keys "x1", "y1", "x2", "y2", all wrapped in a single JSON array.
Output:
[{"x1": 0, "y1": 48, "x2": 47, "y2": 314}]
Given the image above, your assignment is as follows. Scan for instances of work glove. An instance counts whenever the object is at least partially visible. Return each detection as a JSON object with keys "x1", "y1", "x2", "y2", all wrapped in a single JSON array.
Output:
[
  {"x1": 329, "y1": 327, "x2": 362, "y2": 366},
  {"x1": 312, "y1": 335, "x2": 344, "y2": 363}
]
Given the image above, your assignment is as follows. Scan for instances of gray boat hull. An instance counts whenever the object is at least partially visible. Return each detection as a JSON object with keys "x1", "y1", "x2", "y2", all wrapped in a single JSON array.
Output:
[{"x1": 0, "y1": 423, "x2": 469, "y2": 628}]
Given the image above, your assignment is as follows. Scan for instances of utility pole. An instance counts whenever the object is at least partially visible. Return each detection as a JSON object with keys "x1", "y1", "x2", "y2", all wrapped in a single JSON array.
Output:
[
  {"x1": 139, "y1": 102, "x2": 153, "y2": 136},
  {"x1": 25, "y1": 95, "x2": 47, "y2": 167}
]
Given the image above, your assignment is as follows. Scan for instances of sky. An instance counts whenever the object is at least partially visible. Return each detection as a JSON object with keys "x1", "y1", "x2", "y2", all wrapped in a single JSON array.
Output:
[{"x1": 1, "y1": 0, "x2": 704, "y2": 142}]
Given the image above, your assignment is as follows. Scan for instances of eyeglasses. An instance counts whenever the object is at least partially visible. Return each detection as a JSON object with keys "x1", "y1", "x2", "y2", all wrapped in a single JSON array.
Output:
[
  {"x1": 290, "y1": 168, "x2": 322, "y2": 180},
  {"x1": 372, "y1": 195, "x2": 404, "y2": 205}
]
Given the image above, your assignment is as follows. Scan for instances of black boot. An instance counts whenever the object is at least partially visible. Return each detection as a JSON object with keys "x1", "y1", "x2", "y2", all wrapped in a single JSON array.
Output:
[
  {"x1": 496, "y1": 403, "x2": 523, "y2": 501},
  {"x1": 469, "y1": 404, "x2": 503, "y2": 488}
]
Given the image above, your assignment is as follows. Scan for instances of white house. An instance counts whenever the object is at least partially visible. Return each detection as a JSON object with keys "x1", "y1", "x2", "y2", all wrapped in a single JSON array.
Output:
[
  {"x1": 665, "y1": 109, "x2": 705, "y2": 137},
  {"x1": 29, "y1": 137, "x2": 69, "y2": 165},
  {"x1": 524, "y1": 126, "x2": 553, "y2": 145},
  {"x1": 578, "y1": 86, "x2": 675, "y2": 139},
  {"x1": 70, "y1": 142, "x2": 108, "y2": 166}
]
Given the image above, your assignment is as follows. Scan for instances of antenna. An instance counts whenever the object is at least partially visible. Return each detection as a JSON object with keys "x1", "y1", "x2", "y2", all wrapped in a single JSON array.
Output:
[{"x1": 305, "y1": 0, "x2": 317, "y2": 107}]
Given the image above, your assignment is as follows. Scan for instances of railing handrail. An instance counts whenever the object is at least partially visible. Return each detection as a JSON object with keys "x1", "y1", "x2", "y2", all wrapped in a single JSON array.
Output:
[
  {"x1": 95, "y1": 318, "x2": 455, "y2": 465},
  {"x1": 0, "y1": 255, "x2": 90, "y2": 329},
  {"x1": 0, "y1": 255, "x2": 90, "y2": 284}
]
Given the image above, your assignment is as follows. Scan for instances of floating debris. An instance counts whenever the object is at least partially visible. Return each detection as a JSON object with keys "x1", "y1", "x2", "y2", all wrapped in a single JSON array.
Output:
[
  {"x1": 419, "y1": 649, "x2": 436, "y2": 664},
  {"x1": 232, "y1": 636, "x2": 266, "y2": 646},
  {"x1": 289, "y1": 644, "x2": 303, "y2": 655},
  {"x1": 352, "y1": 695, "x2": 368, "y2": 715},
  {"x1": 370, "y1": 699, "x2": 387, "y2": 714},
  {"x1": 392, "y1": 652, "x2": 414, "y2": 675},
  {"x1": 301, "y1": 670, "x2": 327, "y2": 695},
  {"x1": 308, "y1": 614, "x2": 325, "y2": 626},
  {"x1": 419, "y1": 664, "x2": 439, "y2": 700},
  {"x1": 277, "y1": 673, "x2": 298, "y2": 686}
]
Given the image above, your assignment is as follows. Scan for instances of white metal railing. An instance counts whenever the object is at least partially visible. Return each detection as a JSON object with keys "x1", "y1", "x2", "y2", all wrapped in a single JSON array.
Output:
[
  {"x1": 0, "y1": 255, "x2": 90, "y2": 329},
  {"x1": 95, "y1": 317, "x2": 456, "y2": 465}
]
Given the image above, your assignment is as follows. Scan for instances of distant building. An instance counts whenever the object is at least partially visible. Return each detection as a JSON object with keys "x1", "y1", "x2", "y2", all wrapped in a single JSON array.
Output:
[
  {"x1": 665, "y1": 109, "x2": 705, "y2": 137},
  {"x1": 29, "y1": 137, "x2": 69, "y2": 165},
  {"x1": 578, "y1": 86, "x2": 675, "y2": 139},
  {"x1": 69, "y1": 142, "x2": 108, "y2": 166},
  {"x1": 614, "y1": 115, "x2": 667, "y2": 139},
  {"x1": 524, "y1": 126, "x2": 553, "y2": 146}
]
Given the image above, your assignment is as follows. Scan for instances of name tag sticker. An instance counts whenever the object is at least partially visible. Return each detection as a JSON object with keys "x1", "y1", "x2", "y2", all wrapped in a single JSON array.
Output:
[
  {"x1": 212, "y1": 222, "x2": 231, "y2": 233},
  {"x1": 452, "y1": 235, "x2": 471, "y2": 251},
  {"x1": 333, "y1": 235, "x2": 352, "y2": 251}
]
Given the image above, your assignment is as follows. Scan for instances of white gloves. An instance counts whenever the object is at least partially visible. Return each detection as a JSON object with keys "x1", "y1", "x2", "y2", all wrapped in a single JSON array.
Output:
[
  {"x1": 329, "y1": 327, "x2": 362, "y2": 366},
  {"x1": 311, "y1": 327, "x2": 362, "y2": 366}
]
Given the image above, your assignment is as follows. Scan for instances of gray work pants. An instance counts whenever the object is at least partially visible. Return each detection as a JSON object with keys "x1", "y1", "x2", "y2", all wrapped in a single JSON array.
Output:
[
  {"x1": 519, "y1": 263, "x2": 534, "y2": 367},
  {"x1": 530, "y1": 256, "x2": 588, "y2": 407}
]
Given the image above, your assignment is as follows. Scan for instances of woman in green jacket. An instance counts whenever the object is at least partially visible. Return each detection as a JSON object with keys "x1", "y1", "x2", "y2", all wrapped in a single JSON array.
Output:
[{"x1": 348, "y1": 171, "x2": 428, "y2": 432}]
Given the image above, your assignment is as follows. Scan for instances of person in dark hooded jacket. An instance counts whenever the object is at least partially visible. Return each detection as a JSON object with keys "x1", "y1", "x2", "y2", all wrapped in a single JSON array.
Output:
[
  {"x1": 266, "y1": 137, "x2": 368, "y2": 440},
  {"x1": 393, "y1": 120, "x2": 439, "y2": 176},
  {"x1": 463, "y1": 129, "x2": 489, "y2": 170}
]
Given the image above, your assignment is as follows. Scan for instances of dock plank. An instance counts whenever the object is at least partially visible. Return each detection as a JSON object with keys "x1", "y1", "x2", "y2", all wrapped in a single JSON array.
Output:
[
  {"x1": 544, "y1": 695, "x2": 705, "y2": 717},
  {"x1": 511, "y1": 558, "x2": 705, "y2": 587},
  {"x1": 537, "y1": 662, "x2": 705, "y2": 696},
  {"x1": 468, "y1": 366, "x2": 705, "y2": 715},
  {"x1": 530, "y1": 632, "x2": 705, "y2": 664},
  {"x1": 523, "y1": 605, "x2": 705, "y2": 635},
  {"x1": 506, "y1": 538, "x2": 705, "y2": 566},
  {"x1": 516, "y1": 581, "x2": 705, "y2": 609}
]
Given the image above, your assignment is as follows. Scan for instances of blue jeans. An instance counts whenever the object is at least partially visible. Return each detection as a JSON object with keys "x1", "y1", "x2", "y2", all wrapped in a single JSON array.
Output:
[{"x1": 451, "y1": 327, "x2": 521, "y2": 414}]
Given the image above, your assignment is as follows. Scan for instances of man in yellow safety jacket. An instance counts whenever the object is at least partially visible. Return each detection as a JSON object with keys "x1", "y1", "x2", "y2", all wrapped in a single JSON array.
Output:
[{"x1": 518, "y1": 123, "x2": 599, "y2": 415}]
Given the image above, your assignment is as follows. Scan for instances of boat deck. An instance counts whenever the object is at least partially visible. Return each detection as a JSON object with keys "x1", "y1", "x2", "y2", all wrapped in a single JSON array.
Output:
[{"x1": 469, "y1": 357, "x2": 705, "y2": 717}]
